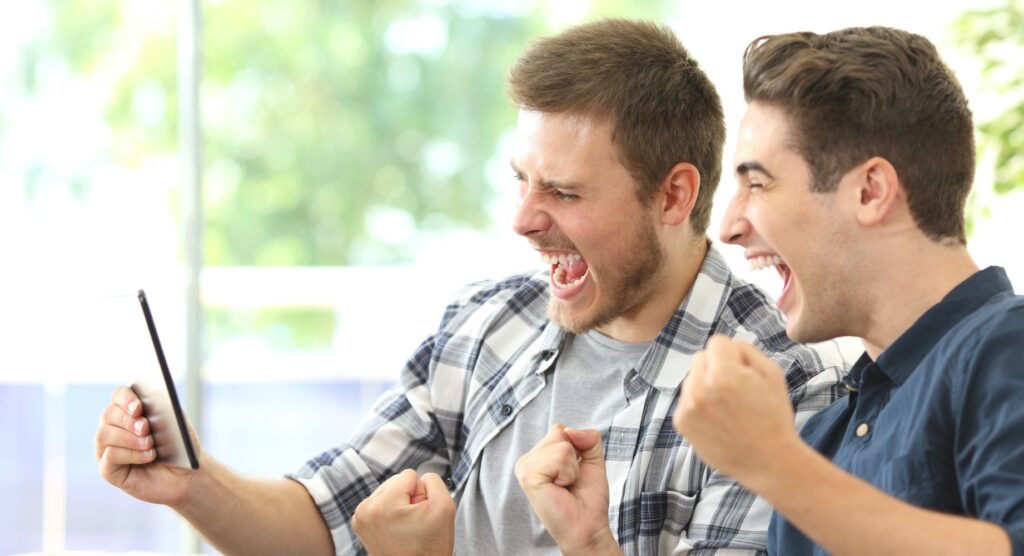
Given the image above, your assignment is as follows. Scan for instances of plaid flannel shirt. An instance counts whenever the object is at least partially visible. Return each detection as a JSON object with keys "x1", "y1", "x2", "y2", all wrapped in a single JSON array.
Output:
[{"x1": 293, "y1": 245, "x2": 848, "y2": 555}]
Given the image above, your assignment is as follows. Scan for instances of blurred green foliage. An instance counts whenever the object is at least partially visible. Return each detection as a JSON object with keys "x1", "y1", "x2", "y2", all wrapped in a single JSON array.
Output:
[
  {"x1": 18, "y1": 0, "x2": 674, "y2": 349},
  {"x1": 951, "y1": 0, "x2": 1024, "y2": 234},
  {"x1": 30, "y1": 0, "x2": 675, "y2": 267}
]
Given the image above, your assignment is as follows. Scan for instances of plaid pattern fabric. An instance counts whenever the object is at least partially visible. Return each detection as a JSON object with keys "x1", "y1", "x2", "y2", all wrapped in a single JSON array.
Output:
[{"x1": 292, "y1": 246, "x2": 848, "y2": 555}]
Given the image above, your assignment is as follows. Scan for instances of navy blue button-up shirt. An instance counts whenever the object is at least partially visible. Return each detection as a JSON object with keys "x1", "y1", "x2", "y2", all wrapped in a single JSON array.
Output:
[{"x1": 769, "y1": 266, "x2": 1024, "y2": 555}]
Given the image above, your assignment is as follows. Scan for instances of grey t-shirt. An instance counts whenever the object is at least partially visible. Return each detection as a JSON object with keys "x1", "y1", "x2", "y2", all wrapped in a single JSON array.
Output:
[{"x1": 454, "y1": 329, "x2": 651, "y2": 554}]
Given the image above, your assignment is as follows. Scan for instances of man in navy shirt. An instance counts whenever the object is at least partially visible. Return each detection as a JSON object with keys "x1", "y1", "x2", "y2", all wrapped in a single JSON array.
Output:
[{"x1": 674, "y1": 26, "x2": 1024, "y2": 555}]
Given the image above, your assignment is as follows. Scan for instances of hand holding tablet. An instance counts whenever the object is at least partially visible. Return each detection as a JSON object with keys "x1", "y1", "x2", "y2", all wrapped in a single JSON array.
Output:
[{"x1": 131, "y1": 289, "x2": 199, "y2": 470}]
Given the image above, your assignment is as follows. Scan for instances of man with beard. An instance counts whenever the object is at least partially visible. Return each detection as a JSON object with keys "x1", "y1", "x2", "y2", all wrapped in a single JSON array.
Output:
[
  {"x1": 94, "y1": 20, "x2": 847, "y2": 555},
  {"x1": 674, "y1": 27, "x2": 1024, "y2": 555}
]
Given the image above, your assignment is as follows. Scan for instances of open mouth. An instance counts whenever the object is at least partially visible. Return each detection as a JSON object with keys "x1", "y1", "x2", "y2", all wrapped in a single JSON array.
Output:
[
  {"x1": 542, "y1": 252, "x2": 590, "y2": 298},
  {"x1": 750, "y1": 254, "x2": 793, "y2": 309}
]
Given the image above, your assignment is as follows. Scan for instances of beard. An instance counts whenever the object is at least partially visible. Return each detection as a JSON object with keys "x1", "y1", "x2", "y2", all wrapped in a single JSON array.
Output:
[{"x1": 547, "y1": 214, "x2": 666, "y2": 335}]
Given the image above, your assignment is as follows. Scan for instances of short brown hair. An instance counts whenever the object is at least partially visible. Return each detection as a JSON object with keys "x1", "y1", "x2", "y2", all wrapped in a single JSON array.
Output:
[
  {"x1": 743, "y1": 26, "x2": 975, "y2": 244},
  {"x1": 507, "y1": 19, "x2": 725, "y2": 234}
]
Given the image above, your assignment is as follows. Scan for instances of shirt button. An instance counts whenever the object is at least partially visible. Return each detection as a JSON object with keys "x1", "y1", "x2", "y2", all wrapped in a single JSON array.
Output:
[
  {"x1": 855, "y1": 423, "x2": 870, "y2": 437},
  {"x1": 501, "y1": 404, "x2": 513, "y2": 416},
  {"x1": 444, "y1": 475, "x2": 456, "y2": 490}
]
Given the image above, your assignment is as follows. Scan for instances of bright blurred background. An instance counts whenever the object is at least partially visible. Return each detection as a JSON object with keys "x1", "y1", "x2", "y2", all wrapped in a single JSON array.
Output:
[{"x1": 1, "y1": 0, "x2": 1021, "y2": 554}]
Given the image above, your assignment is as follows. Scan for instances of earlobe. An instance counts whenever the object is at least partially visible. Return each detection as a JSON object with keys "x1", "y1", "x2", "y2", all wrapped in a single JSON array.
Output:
[
  {"x1": 662, "y1": 162, "x2": 701, "y2": 226},
  {"x1": 855, "y1": 157, "x2": 900, "y2": 227}
]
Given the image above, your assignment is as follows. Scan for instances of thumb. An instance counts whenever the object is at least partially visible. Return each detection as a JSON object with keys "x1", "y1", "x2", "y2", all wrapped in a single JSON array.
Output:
[
  {"x1": 420, "y1": 473, "x2": 455, "y2": 511},
  {"x1": 565, "y1": 428, "x2": 604, "y2": 470},
  {"x1": 409, "y1": 474, "x2": 429, "y2": 505},
  {"x1": 384, "y1": 469, "x2": 422, "y2": 505}
]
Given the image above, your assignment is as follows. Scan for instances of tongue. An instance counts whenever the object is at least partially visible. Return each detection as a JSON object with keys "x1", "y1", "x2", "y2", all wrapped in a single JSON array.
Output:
[{"x1": 564, "y1": 258, "x2": 589, "y2": 279}]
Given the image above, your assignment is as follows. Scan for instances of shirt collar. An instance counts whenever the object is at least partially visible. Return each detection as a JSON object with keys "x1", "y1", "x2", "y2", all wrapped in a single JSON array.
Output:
[
  {"x1": 875, "y1": 266, "x2": 1014, "y2": 385},
  {"x1": 843, "y1": 351, "x2": 873, "y2": 393},
  {"x1": 646, "y1": 243, "x2": 734, "y2": 390},
  {"x1": 530, "y1": 320, "x2": 568, "y2": 375}
]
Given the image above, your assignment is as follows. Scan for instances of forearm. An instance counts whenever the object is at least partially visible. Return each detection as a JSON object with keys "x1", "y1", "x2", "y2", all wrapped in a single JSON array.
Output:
[
  {"x1": 754, "y1": 443, "x2": 1011, "y2": 556},
  {"x1": 175, "y1": 455, "x2": 334, "y2": 556}
]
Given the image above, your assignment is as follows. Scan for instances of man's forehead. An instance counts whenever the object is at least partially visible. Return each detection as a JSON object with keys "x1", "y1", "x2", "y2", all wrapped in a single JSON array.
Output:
[
  {"x1": 734, "y1": 103, "x2": 797, "y2": 168},
  {"x1": 515, "y1": 109, "x2": 604, "y2": 135}
]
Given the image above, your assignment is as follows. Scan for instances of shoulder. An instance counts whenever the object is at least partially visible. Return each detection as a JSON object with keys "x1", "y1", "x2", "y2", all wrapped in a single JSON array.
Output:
[
  {"x1": 436, "y1": 270, "x2": 551, "y2": 334},
  {"x1": 943, "y1": 292, "x2": 1024, "y2": 384},
  {"x1": 951, "y1": 291, "x2": 1024, "y2": 350}
]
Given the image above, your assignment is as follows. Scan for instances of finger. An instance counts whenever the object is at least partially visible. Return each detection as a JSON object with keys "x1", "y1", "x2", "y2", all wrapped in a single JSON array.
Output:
[
  {"x1": 705, "y1": 334, "x2": 743, "y2": 371},
  {"x1": 101, "y1": 403, "x2": 150, "y2": 437},
  {"x1": 532, "y1": 423, "x2": 570, "y2": 449},
  {"x1": 515, "y1": 441, "x2": 579, "y2": 489},
  {"x1": 114, "y1": 386, "x2": 142, "y2": 417},
  {"x1": 95, "y1": 423, "x2": 153, "y2": 460},
  {"x1": 420, "y1": 473, "x2": 455, "y2": 512},
  {"x1": 379, "y1": 469, "x2": 421, "y2": 505},
  {"x1": 735, "y1": 341, "x2": 785, "y2": 382},
  {"x1": 548, "y1": 442, "x2": 580, "y2": 487},
  {"x1": 410, "y1": 473, "x2": 429, "y2": 504},
  {"x1": 564, "y1": 428, "x2": 605, "y2": 471},
  {"x1": 99, "y1": 445, "x2": 156, "y2": 469}
]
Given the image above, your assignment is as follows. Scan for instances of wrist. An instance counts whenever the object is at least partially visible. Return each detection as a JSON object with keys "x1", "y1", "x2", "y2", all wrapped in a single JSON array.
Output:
[
  {"x1": 561, "y1": 526, "x2": 622, "y2": 556},
  {"x1": 743, "y1": 435, "x2": 818, "y2": 498},
  {"x1": 173, "y1": 453, "x2": 218, "y2": 516}
]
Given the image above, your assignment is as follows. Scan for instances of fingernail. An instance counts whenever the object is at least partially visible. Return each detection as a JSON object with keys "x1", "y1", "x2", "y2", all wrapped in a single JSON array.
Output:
[
  {"x1": 128, "y1": 400, "x2": 139, "y2": 414},
  {"x1": 134, "y1": 420, "x2": 144, "y2": 435}
]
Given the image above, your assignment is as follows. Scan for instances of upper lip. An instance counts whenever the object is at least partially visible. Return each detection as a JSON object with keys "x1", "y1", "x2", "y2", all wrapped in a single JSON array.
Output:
[{"x1": 536, "y1": 248, "x2": 578, "y2": 256}]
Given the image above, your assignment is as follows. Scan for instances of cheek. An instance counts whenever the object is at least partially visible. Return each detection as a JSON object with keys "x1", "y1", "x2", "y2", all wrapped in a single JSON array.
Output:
[{"x1": 746, "y1": 202, "x2": 780, "y2": 237}]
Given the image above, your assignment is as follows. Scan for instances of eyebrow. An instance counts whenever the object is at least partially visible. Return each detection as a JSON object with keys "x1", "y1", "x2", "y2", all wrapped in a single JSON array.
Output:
[
  {"x1": 509, "y1": 159, "x2": 584, "y2": 191},
  {"x1": 735, "y1": 161, "x2": 775, "y2": 180}
]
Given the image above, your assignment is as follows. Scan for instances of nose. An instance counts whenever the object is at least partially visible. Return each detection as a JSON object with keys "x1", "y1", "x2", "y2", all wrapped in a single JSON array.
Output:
[
  {"x1": 512, "y1": 182, "x2": 552, "y2": 238},
  {"x1": 718, "y1": 192, "x2": 751, "y2": 245}
]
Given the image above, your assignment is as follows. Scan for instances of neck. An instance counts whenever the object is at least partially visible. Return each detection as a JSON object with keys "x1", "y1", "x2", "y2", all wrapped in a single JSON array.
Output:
[
  {"x1": 860, "y1": 239, "x2": 978, "y2": 360},
  {"x1": 597, "y1": 238, "x2": 708, "y2": 343}
]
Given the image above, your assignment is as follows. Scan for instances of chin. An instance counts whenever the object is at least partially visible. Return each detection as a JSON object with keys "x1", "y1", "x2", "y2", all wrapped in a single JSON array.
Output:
[
  {"x1": 548, "y1": 301, "x2": 610, "y2": 335},
  {"x1": 550, "y1": 314, "x2": 589, "y2": 335}
]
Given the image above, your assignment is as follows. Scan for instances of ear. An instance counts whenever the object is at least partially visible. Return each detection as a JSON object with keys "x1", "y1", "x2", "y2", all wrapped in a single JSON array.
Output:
[
  {"x1": 852, "y1": 157, "x2": 902, "y2": 227},
  {"x1": 659, "y1": 162, "x2": 701, "y2": 227}
]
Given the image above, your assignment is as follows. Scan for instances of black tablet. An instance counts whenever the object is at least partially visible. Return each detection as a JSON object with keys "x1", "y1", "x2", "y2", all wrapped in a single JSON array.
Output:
[{"x1": 130, "y1": 289, "x2": 199, "y2": 470}]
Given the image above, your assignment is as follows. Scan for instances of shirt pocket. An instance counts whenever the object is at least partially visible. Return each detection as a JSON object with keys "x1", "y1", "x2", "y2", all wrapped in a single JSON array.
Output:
[
  {"x1": 637, "y1": 490, "x2": 697, "y2": 538},
  {"x1": 876, "y1": 450, "x2": 959, "y2": 512}
]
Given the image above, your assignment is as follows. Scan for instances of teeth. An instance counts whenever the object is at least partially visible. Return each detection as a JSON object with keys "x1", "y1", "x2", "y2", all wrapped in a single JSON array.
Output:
[
  {"x1": 749, "y1": 255, "x2": 783, "y2": 271},
  {"x1": 540, "y1": 252, "x2": 581, "y2": 266}
]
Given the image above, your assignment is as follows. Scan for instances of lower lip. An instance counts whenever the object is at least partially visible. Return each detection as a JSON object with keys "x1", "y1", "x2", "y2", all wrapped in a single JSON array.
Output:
[{"x1": 550, "y1": 266, "x2": 589, "y2": 300}]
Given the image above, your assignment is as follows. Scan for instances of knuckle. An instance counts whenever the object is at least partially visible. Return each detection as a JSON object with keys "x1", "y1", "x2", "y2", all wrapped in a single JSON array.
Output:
[
  {"x1": 120, "y1": 409, "x2": 134, "y2": 431},
  {"x1": 513, "y1": 460, "x2": 526, "y2": 481},
  {"x1": 114, "y1": 386, "x2": 134, "y2": 406}
]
